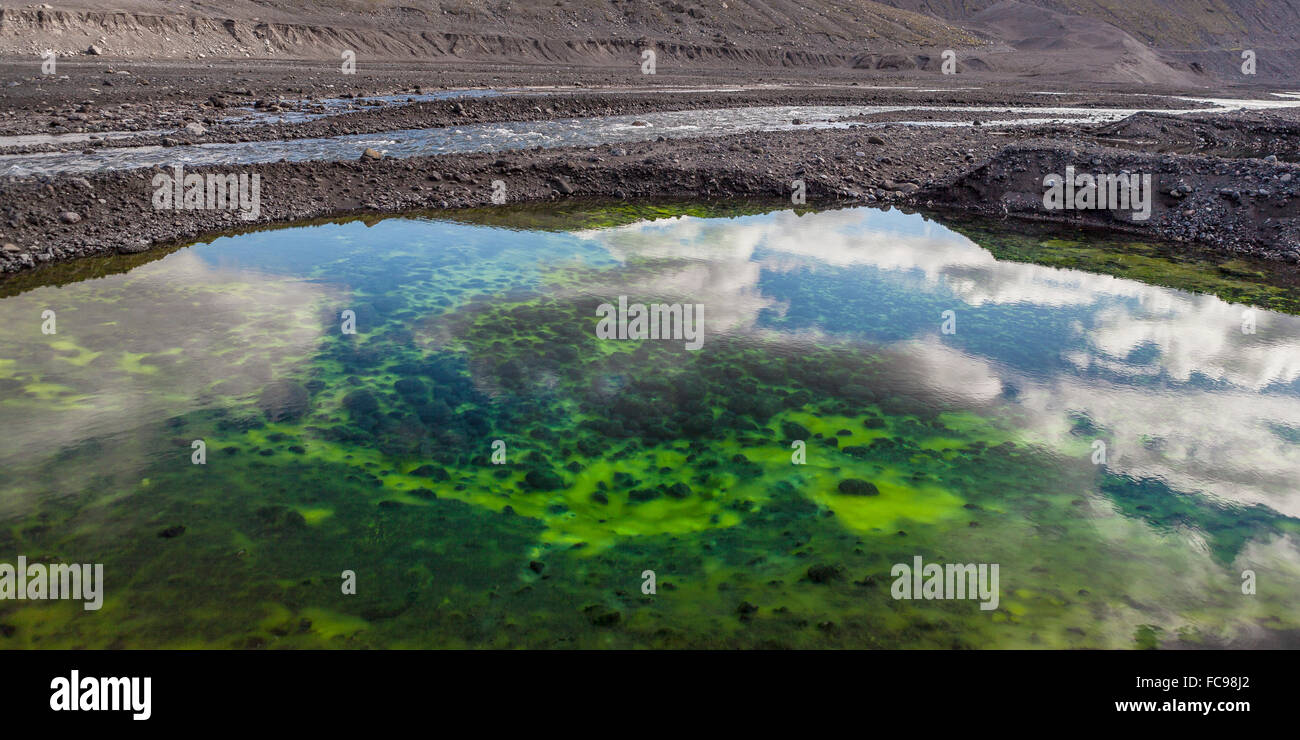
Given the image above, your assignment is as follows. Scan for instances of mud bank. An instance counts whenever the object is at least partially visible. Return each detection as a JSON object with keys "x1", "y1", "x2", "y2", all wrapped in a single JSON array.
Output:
[{"x1": 921, "y1": 142, "x2": 1300, "y2": 263}]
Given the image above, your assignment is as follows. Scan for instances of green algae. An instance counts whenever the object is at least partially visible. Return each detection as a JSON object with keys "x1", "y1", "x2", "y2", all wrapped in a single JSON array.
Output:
[
  {"x1": 438, "y1": 198, "x2": 798, "y2": 233},
  {"x1": 939, "y1": 213, "x2": 1300, "y2": 315}
]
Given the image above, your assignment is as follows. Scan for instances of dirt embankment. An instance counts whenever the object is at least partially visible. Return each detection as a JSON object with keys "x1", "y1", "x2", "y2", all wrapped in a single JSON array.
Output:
[
  {"x1": 921, "y1": 141, "x2": 1300, "y2": 262},
  {"x1": 1087, "y1": 110, "x2": 1300, "y2": 157}
]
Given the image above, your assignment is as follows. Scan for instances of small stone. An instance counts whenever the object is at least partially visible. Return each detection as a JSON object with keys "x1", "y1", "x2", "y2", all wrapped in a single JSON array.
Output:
[
  {"x1": 184, "y1": 122, "x2": 207, "y2": 136},
  {"x1": 2, "y1": 243, "x2": 20, "y2": 254},
  {"x1": 58, "y1": 211, "x2": 81, "y2": 224},
  {"x1": 360, "y1": 147, "x2": 384, "y2": 161},
  {"x1": 86, "y1": 45, "x2": 103, "y2": 56}
]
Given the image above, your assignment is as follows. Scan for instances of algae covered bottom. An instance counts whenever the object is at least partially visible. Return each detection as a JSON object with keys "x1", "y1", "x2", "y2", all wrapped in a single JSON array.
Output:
[{"x1": 1, "y1": 202, "x2": 1298, "y2": 648}]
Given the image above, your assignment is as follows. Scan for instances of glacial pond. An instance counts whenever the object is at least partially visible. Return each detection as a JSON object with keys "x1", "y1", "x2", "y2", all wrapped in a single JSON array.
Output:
[{"x1": 1, "y1": 202, "x2": 1298, "y2": 648}]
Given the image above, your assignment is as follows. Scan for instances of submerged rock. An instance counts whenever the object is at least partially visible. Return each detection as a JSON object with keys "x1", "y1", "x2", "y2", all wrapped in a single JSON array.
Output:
[
  {"x1": 524, "y1": 468, "x2": 564, "y2": 491},
  {"x1": 258, "y1": 379, "x2": 310, "y2": 422},
  {"x1": 780, "y1": 421, "x2": 810, "y2": 441},
  {"x1": 410, "y1": 464, "x2": 450, "y2": 481},
  {"x1": 837, "y1": 479, "x2": 880, "y2": 496},
  {"x1": 342, "y1": 389, "x2": 379, "y2": 416},
  {"x1": 807, "y1": 564, "x2": 844, "y2": 583},
  {"x1": 583, "y1": 605, "x2": 621, "y2": 626},
  {"x1": 255, "y1": 505, "x2": 306, "y2": 532}
]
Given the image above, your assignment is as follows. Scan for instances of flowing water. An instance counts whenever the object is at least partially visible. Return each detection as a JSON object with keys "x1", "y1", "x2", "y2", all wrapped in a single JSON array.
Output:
[
  {"x1": 1, "y1": 202, "x2": 1298, "y2": 648},
  {"x1": 9, "y1": 97, "x2": 1300, "y2": 178}
]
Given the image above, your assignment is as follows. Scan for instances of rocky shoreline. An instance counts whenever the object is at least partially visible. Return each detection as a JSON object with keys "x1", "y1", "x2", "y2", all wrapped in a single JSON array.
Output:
[{"x1": 0, "y1": 123, "x2": 1010, "y2": 273}]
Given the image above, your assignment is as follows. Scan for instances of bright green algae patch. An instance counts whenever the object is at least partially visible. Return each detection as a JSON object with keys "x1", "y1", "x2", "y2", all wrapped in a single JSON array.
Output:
[{"x1": 2, "y1": 203, "x2": 1299, "y2": 649}]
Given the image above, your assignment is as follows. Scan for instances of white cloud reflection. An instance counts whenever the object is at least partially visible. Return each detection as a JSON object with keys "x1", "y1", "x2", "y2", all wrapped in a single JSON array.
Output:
[{"x1": 580, "y1": 207, "x2": 1300, "y2": 516}]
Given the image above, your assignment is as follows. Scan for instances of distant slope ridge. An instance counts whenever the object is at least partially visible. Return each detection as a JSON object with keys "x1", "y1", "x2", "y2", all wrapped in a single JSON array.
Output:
[
  {"x1": 1, "y1": 0, "x2": 1299, "y2": 83},
  {"x1": 877, "y1": 0, "x2": 1300, "y2": 48}
]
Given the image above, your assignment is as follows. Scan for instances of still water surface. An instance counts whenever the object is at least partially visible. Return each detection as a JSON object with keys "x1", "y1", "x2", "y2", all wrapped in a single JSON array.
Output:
[{"x1": 1, "y1": 203, "x2": 1297, "y2": 648}]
